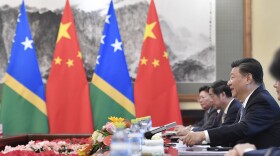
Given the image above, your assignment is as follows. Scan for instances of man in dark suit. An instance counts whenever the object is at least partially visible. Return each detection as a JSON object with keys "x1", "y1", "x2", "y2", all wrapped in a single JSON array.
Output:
[
  {"x1": 191, "y1": 106, "x2": 218, "y2": 131},
  {"x1": 192, "y1": 86, "x2": 217, "y2": 130},
  {"x1": 181, "y1": 58, "x2": 280, "y2": 149},
  {"x1": 175, "y1": 86, "x2": 217, "y2": 135},
  {"x1": 225, "y1": 50, "x2": 280, "y2": 156},
  {"x1": 209, "y1": 80, "x2": 241, "y2": 127}
]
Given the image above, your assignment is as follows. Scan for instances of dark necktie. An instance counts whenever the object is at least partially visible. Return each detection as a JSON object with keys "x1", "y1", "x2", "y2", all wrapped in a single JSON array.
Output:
[{"x1": 213, "y1": 111, "x2": 222, "y2": 127}]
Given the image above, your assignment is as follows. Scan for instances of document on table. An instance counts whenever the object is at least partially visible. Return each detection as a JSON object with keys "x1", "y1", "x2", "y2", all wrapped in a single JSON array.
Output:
[{"x1": 175, "y1": 141, "x2": 228, "y2": 156}]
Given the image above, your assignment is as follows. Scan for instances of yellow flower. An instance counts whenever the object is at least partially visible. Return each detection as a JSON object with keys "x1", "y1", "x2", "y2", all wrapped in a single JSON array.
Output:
[
  {"x1": 77, "y1": 144, "x2": 92, "y2": 156},
  {"x1": 113, "y1": 122, "x2": 126, "y2": 129},
  {"x1": 77, "y1": 149, "x2": 86, "y2": 156},
  {"x1": 108, "y1": 116, "x2": 124, "y2": 123},
  {"x1": 78, "y1": 149, "x2": 87, "y2": 156}
]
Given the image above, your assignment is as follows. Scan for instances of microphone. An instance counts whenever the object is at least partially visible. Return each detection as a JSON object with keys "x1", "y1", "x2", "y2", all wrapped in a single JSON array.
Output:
[{"x1": 144, "y1": 122, "x2": 176, "y2": 139}]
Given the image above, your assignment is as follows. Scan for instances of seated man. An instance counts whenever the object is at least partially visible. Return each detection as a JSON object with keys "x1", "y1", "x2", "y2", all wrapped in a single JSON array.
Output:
[
  {"x1": 225, "y1": 49, "x2": 280, "y2": 156},
  {"x1": 181, "y1": 58, "x2": 280, "y2": 149},
  {"x1": 176, "y1": 81, "x2": 241, "y2": 137},
  {"x1": 175, "y1": 86, "x2": 217, "y2": 135},
  {"x1": 209, "y1": 80, "x2": 241, "y2": 127}
]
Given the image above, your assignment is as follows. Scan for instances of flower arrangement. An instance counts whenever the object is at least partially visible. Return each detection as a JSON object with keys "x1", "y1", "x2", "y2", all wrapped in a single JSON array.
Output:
[
  {"x1": 0, "y1": 117, "x2": 130, "y2": 156},
  {"x1": 78, "y1": 116, "x2": 131, "y2": 156},
  {"x1": 0, "y1": 138, "x2": 89, "y2": 156}
]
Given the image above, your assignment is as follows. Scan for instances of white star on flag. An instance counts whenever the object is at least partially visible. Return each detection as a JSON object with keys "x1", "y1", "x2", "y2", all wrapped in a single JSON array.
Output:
[
  {"x1": 96, "y1": 55, "x2": 100, "y2": 65},
  {"x1": 21, "y1": 36, "x2": 33, "y2": 51},
  {"x1": 105, "y1": 15, "x2": 111, "y2": 24},
  {"x1": 111, "y1": 38, "x2": 122, "y2": 52},
  {"x1": 101, "y1": 35, "x2": 105, "y2": 44}
]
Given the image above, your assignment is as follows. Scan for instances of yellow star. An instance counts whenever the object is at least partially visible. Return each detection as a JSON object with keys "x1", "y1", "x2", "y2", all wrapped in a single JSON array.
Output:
[
  {"x1": 163, "y1": 51, "x2": 168, "y2": 59},
  {"x1": 66, "y1": 59, "x2": 74, "y2": 68},
  {"x1": 140, "y1": 57, "x2": 148, "y2": 65},
  {"x1": 152, "y1": 59, "x2": 160, "y2": 67},
  {"x1": 143, "y1": 22, "x2": 156, "y2": 41},
  {"x1": 77, "y1": 51, "x2": 82, "y2": 59},
  {"x1": 56, "y1": 22, "x2": 71, "y2": 43},
  {"x1": 54, "y1": 56, "x2": 62, "y2": 65}
]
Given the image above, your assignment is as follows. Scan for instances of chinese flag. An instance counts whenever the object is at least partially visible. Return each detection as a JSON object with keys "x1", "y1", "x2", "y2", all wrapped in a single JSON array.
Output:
[
  {"x1": 135, "y1": 0, "x2": 182, "y2": 126},
  {"x1": 46, "y1": 0, "x2": 93, "y2": 133}
]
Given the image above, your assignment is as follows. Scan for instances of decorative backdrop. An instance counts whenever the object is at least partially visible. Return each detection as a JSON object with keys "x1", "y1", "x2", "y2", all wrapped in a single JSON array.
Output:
[{"x1": 0, "y1": 0, "x2": 216, "y2": 83}]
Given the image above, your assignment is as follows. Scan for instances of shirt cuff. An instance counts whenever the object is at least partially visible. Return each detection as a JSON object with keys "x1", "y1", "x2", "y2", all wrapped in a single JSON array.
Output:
[
  {"x1": 204, "y1": 130, "x2": 210, "y2": 143},
  {"x1": 244, "y1": 148, "x2": 255, "y2": 153}
]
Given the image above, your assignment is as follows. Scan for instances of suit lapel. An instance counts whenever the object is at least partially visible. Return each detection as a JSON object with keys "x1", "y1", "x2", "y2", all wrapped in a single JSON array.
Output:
[{"x1": 244, "y1": 85, "x2": 265, "y2": 113}]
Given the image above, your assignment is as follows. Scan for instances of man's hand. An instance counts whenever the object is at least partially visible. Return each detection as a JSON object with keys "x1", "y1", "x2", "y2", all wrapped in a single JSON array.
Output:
[
  {"x1": 180, "y1": 131, "x2": 205, "y2": 146},
  {"x1": 177, "y1": 125, "x2": 192, "y2": 136},
  {"x1": 225, "y1": 149, "x2": 239, "y2": 156},
  {"x1": 225, "y1": 143, "x2": 256, "y2": 156},
  {"x1": 174, "y1": 125, "x2": 185, "y2": 131}
]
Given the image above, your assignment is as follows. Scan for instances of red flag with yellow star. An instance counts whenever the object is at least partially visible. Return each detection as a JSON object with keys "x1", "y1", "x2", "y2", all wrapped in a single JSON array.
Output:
[
  {"x1": 134, "y1": 0, "x2": 182, "y2": 126},
  {"x1": 46, "y1": 0, "x2": 93, "y2": 133}
]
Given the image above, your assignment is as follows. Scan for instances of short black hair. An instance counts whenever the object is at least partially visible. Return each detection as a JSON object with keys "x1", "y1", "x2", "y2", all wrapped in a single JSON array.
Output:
[
  {"x1": 210, "y1": 80, "x2": 232, "y2": 97},
  {"x1": 231, "y1": 58, "x2": 263, "y2": 84},
  {"x1": 198, "y1": 85, "x2": 210, "y2": 93},
  {"x1": 270, "y1": 48, "x2": 280, "y2": 80}
]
